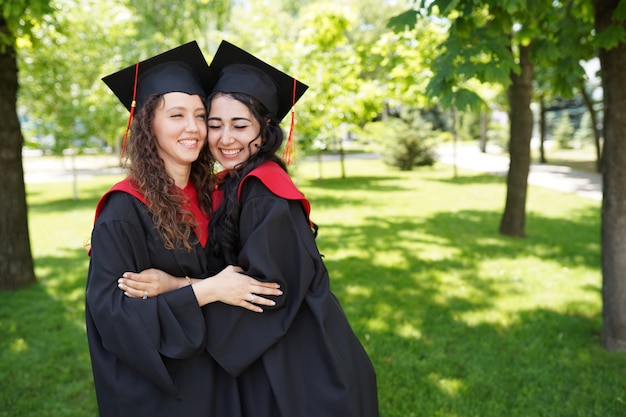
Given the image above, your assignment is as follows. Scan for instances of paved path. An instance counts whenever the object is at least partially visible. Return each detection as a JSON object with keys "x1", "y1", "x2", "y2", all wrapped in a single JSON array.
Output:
[
  {"x1": 23, "y1": 153, "x2": 123, "y2": 184},
  {"x1": 22, "y1": 146, "x2": 603, "y2": 201},
  {"x1": 437, "y1": 144, "x2": 602, "y2": 201}
]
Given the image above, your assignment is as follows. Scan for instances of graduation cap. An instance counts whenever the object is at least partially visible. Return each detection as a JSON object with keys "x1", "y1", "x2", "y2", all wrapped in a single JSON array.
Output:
[
  {"x1": 103, "y1": 40, "x2": 212, "y2": 111},
  {"x1": 102, "y1": 40, "x2": 213, "y2": 156},
  {"x1": 209, "y1": 40, "x2": 308, "y2": 163},
  {"x1": 209, "y1": 40, "x2": 308, "y2": 122}
]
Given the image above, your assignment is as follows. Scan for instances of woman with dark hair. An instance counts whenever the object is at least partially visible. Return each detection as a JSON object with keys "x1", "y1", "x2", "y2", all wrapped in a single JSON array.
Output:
[
  {"x1": 205, "y1": 44, "x2": 378, "y2": 416},
  {"x1": 85, "y1": 41, "x2": 281, "y2": 417},
  {"x1": 207, "y1": 90, "x2": 289, "y2": 263}
]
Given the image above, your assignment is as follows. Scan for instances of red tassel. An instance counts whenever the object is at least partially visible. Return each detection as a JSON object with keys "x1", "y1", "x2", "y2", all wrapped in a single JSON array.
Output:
[
  {"x1": 121, "y1": 62, "x2": 140, "y2": 158},
  {"x1": 281, "y1": 77, "x2": 298, "y2": 165},
  {"x1": 282, "y1": 107, "x2": 296, "y2": 164}
]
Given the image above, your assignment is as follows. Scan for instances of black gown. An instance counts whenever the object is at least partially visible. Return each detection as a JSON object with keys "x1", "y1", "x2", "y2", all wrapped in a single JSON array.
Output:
[
  {"x1": 85, "y1": 184, "x2": 240, "y2": 417},
  {"x1": 204, "y1": 161, "x2": 380, "y2": 417}
]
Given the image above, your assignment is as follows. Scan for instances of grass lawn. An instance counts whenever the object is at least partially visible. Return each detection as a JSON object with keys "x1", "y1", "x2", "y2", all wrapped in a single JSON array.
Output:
[
  {"x1": 532, "y1": 143, "x2": 601, "y2": 172},
  {"x1": 1, "y1": 156, "x2": 625, "y2": 416}
]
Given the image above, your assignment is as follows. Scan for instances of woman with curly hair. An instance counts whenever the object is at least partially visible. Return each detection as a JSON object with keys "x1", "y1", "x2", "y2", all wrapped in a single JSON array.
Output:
[{"x1": 85, "y1": 41, "x2": 281, "y2": 417}]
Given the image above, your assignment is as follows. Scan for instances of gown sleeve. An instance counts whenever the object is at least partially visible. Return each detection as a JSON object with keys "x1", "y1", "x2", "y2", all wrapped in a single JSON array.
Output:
[
  {"x1": 86, "y1": 192, "x2": 207, "y2": 396},
  {"x1": 205, "y1": 177, "x2": 324, "y2": 376}
]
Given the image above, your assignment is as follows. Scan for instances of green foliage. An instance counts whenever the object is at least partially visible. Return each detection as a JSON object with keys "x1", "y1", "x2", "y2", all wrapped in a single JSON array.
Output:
[
  {"x1": 291, "y1": 2, "x2": 383, "y2": 153},
  {"x1": 17, "y1": 0, "x2": 132, "y2": 153},
  {"x1": 593, "y1": 0, "x2": 626, "y2": 48},
  {"x1": 386, "y1": 9, "x2": 418, "y2": 31},
  {"x1": 553, "y1": 113, "x2": 575, "y2": 150},
  {"x1": 0, "y1": 0, "x2": 54, "y2": 48},
  {"x1": 595, "y1": 24, "x2": 626, "y2": 50},
  {"x1": 4, "y1": 157, "x2": 625, "y2": 416},
  {"x1": 486, "y1": 119, "x2": 509, "y2": 149},
  {"x1": 573, "y1": 112, "x2": 595, "y2": 148},
  {"x1": 531, "y1": 1, "x2": 594, "y2": 99},
  {"x1": 11, "y1": 0, "x2": 453, "y2": 162},
  {"x1": 15, "y1": 0, "x2": 231, "y2": 154},
  {"x1": 372, "y1": 110, "x2": 440, "y2": 171},
  {"x1": 456, "y1": 110, "x2": 482, "y2": 142},
  {"x1": 406, "y1": 0, "x2": 598, "y2": 120}
]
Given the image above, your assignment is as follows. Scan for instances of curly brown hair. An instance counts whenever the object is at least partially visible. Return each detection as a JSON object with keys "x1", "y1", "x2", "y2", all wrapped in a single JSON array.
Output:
[{"x1": 125, "y1": 94, "x2": 215, "y2": 252}]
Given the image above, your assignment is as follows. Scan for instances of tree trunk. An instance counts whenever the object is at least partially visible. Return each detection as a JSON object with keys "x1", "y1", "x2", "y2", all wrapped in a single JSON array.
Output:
[
  {"x1": 539, "y1": 95, "x2": 547, "y2": 164},
  {"x1": 579, "y1": 80, "x2": 602, "y2": 172},
  {"x1": 338, "y1": 135, "x2": 346, "y2": 179},
  {"x1": 479, "y1": 110, "x2": 487, "y2": 153},
  {"x1": 499, "y1": 44, "x2": 534, "y2": 237},
  {"x1": 0, "y1": 20, "x2": 36, "y2": 290},
  {"x1": 595, "y1": 0, "x2": 626, "y2": 351}
]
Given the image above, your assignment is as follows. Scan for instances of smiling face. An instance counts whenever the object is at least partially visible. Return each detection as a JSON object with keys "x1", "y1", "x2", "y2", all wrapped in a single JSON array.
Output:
[
  {"x1": 207, "y1": 93, "x2": 262, "y2": 171},
  {"x1": 153, "y1": 91, "x2": 207, "y2": 175}
]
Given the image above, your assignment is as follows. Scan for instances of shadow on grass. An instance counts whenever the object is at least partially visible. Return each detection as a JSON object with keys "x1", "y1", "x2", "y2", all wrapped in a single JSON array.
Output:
[
  {"x1": 300, "y1": 175, "x2": 409, "y2": 192},
  {"x1": 434, "y1": 172, "x2": 508, "y2": 186},
  {"x1": 316, "y1": 203, "x2": 622, "y2": 416},
  {"x1": 0, "y1": 247, "x2": 96, "y2": 416},
  {"x1": 299, "y1": 175, "x2": 414, "y2": 210},
  {"x1": 11, "y1": 166, "x2": 621, "y2": 416}
]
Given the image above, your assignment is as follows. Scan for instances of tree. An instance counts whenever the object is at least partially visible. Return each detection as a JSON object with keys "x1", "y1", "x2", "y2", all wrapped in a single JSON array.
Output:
[
  {"x1": 393, "y1": 1, "x2": 594, "y2": 237},
  {"x1": 19, "y1": 0, "x2": 232, "y2": 156},
  {"x1": 394, "y1": 0, "x2": 626, "y2": 351},
  {"x1": 532, "y1": 1, "x2": 599, "y2": 169},
  {"x1": 500, "y1": 42, "x2": 534, "y2": 236},
  {"x1": 0, "y1": 1, "x2": 53, "y2": 290},
  {"x1": 4, "y1": 0, "x2": 231, "y2": 291},
  {"x1": 595, "y1": 0, "x2": 626, "y2": 351},
  {"x1": 18, "y1": 0, "x2": 134, "y2": 154}
]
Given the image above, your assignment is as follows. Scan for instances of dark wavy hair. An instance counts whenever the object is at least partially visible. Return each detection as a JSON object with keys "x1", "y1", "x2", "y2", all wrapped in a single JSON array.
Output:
[
  {"x1": 125, "y1": 93, "x2": 215, "y2": 252},
  {"x1": 207, "y1": 91, "x2": 287, "y2": 263}
]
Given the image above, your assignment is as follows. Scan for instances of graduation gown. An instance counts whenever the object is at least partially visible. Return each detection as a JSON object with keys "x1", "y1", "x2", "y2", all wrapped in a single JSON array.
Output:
[
  {"x1": 85, "y1": 180, "x2": 240, "y2": 417},
  {"x1": 205, "y1": 161, "x2": 379, "y2": 417}
]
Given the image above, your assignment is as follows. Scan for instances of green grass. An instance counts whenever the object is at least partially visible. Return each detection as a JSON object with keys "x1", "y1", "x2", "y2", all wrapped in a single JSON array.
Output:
[
  {"x1": 533, "y1": 143, "x2": 600, "y2": 172},
  {"x1": 2, "y1": 157, "x2": 625, "y2": 416}
]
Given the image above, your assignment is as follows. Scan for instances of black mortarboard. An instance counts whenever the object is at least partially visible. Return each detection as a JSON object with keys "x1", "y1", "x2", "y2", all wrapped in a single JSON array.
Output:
[
  {"x1": 102, "y1": 40, "x2": 213, "y2": 112},
  {"x1": 209, "y1": 40, "x2": 308, "y2": 122}
]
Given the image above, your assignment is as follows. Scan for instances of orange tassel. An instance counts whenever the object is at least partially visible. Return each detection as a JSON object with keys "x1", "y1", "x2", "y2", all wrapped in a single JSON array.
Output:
[
  {"x1": 121, "y1": 62, "x2": 140, "y2": 158},
  {"x1": 281, "y1": 77, "x2": 298, "y2": 165}
]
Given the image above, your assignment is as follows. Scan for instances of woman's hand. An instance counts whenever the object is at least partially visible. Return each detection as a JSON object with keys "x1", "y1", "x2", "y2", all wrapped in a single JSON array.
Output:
[
  {"x1": 197, "y1": 265, "x2": 283, "y2": 312},
  {"x1": 118, "y1": 268, "x2": 184, "y2": 299}
]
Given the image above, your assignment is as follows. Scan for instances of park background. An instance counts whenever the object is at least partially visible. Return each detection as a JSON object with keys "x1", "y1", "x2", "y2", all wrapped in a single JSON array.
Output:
[{"x1": 3, "y1": 0, "x2": 626, "y2": 416}]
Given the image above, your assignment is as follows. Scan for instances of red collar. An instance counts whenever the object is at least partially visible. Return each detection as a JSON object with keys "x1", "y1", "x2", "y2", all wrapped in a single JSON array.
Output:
[
  {"x1": 94, "y1": 178, "x2": 209, "y2": 247},
  {"x1": 212, "y1": 161, "x2": 311, "y2": 223}
]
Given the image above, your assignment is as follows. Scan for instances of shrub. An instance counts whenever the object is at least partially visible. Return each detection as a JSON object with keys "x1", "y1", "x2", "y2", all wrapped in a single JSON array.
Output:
[
  {"x1": 383, "y1": 116, "x2": 437, "y2": 171},
  {"x1": 358, "y1": 107, "x2": 441, "y2": 171}
]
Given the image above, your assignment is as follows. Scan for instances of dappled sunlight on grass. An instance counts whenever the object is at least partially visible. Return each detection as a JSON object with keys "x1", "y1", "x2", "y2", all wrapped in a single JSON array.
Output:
[
  {"x1": 3, "y1": 158, "x2": 623, "y2": 416},
  {"x1": 293, "y1": 158, "x2": 622, "y2": 416},
  {"x1": 9, "y1": 337, "x2": 28, "y2": 353},
  {"x1": 428, "y1": 373, "x2": 466, "y2": 398},
  {"x1": 397, "y1": 322, "x2": 423, "y2": 340}
]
